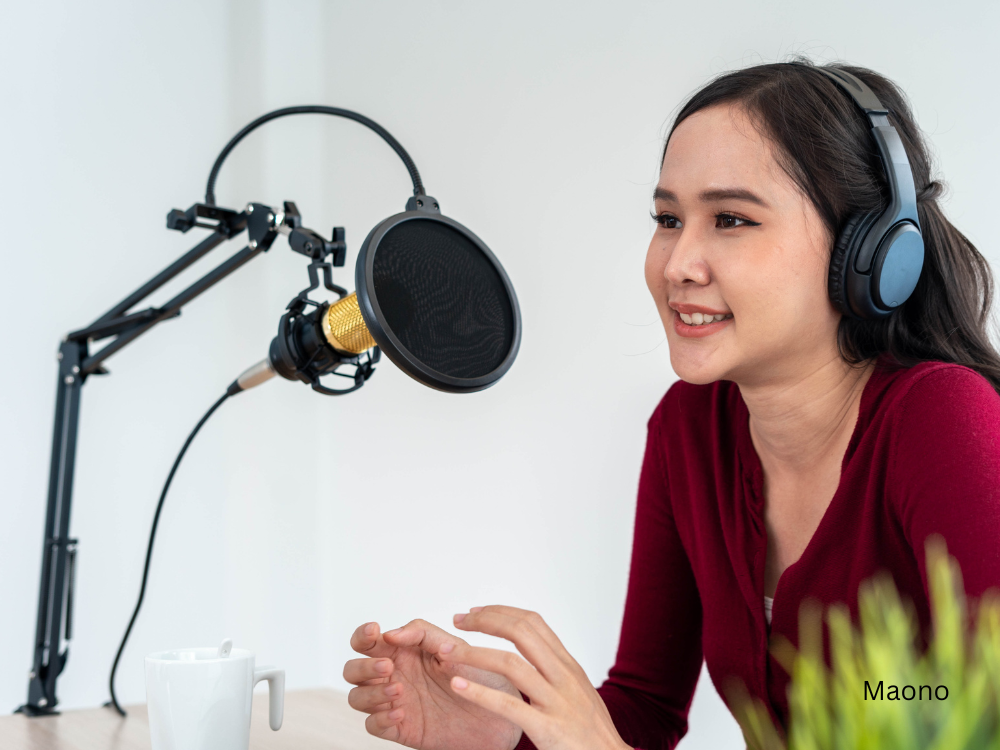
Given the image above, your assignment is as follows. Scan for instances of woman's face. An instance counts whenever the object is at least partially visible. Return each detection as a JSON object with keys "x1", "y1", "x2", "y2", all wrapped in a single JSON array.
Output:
[{"x1": 645, "y1": 103, "x2": 840, "y2": 386}]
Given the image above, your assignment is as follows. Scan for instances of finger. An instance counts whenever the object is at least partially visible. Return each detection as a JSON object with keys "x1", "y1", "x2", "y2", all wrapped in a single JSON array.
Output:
[
  {"x1": 449, "y1": 674, "x2": 544, "y2": 738},
  {"x1": 460, "y1": 606, "x2": 589, "y2": 682},
  {"x1": 348, "y1": 680, "x2": 405, "y2": 714},
  {"x1": 453, "y1": 608, "x2": 568, "y2": 685},
  {"x1": 466, "y1": 606, "x2": 573, "y2": 663},
  {"x1": 343, "y1": 656, "x2": 394, "y2": 686},
  {"x1": 365, "y1": 707, "x2": 405, "y2": 741},
  {"x1": 437, "y1": 641, "x2": 555, "y2": 705},
  {"x1": 381, "y1": 618, "x2": 465, "y2": 655},
  {"x1": 350, "y1": 621, "x2": 395, "y2": 658}
]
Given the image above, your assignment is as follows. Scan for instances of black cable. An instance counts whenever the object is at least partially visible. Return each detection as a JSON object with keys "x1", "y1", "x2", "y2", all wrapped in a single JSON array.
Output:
[
  {"x1": 204, "y1": 105, "x2": 425, "y2": 206},
  {"x1": 107, "y1": 391, "x2": 231, "y2": 716}
]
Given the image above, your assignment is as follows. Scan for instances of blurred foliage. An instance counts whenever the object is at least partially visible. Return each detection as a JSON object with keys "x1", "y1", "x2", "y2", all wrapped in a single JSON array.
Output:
[{"x1": 727, "y1": 536, "x2": 1000, "y2": 750}]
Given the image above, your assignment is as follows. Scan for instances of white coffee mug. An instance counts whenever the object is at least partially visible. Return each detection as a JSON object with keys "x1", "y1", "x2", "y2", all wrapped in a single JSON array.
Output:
[{"x1": 145, "y1": 642, "x2": 284, "y2": 750}]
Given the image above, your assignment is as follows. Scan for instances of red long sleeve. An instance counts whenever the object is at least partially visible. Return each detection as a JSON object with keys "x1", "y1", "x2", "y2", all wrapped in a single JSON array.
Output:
[
  {"x1": 513, "y1": 358, "x2": 1000, "y2": 750},
  {"x1": 888, "y1": 365, "x2": 1000, "y2": 618}
]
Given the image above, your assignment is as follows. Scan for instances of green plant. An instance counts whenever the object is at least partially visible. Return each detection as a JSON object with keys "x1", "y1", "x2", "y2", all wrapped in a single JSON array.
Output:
[{"x1": 728, "y1": 536, "x2": 1000, "y2": 750}]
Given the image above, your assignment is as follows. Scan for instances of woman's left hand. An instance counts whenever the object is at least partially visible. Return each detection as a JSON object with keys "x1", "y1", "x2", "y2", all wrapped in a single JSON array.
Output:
[{"x1": 439, "y1": 605, "x2": 631, "y2": 750}]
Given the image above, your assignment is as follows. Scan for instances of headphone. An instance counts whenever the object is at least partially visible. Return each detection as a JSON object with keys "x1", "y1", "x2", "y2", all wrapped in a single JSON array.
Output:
[{"x1": 815, "y1": 67, "x2": 925, "y2": 320}]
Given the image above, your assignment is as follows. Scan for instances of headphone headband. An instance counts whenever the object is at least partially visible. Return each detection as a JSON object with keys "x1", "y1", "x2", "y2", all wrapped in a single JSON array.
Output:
[{"x1": 815, "y1": 68, "x2": 888, "y2": 118}]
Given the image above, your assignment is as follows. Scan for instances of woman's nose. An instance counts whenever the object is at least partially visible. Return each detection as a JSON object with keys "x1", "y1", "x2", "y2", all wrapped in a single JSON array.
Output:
[{"x1": 662, "y1": 227, "x2": 711, "y2": 287}]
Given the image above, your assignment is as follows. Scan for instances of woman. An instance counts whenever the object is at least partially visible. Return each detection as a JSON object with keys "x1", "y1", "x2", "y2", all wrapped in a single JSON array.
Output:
[{"x1": 342, "y1": 60, "x2": 1000, "y2": 750}]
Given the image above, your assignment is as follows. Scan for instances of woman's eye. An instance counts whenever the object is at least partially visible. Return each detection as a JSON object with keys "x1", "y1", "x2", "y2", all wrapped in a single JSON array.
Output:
[
  {"x1": 652, "y1": 213, "x2": 682, "y2": 229},
  {"x1": 716, "y1": 213, "x2": 758, "y2": 229}
]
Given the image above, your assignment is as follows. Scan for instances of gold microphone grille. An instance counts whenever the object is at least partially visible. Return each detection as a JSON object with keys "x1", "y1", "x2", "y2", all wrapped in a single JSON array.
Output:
[{"x1": 322, "y1": 292, "x2": 376, "y2": 354}]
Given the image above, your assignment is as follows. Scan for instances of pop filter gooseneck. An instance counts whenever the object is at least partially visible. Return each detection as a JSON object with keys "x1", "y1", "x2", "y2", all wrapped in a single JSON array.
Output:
[{"x1": 203, "y1": 105, "x2": 426, "y2": 204}]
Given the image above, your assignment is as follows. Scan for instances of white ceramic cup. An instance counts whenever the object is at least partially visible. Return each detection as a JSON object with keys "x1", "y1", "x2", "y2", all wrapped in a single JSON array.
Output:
[{"x1": 145, "y1": 645, "x2": 284, "y2": 750}]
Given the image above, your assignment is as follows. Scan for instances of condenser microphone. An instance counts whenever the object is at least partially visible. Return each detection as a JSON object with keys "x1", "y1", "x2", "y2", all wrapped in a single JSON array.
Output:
[
  {"x1": 229, "y1": 195, "x2": 521, "y2": 396},
  {"x1": 228, "y1": 291, "x2": 378, "y2": 396}
]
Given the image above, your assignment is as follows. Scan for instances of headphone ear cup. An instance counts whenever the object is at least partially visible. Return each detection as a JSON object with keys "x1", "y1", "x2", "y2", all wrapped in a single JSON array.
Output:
[{"x1": 828, "y1": 213, "x2": 865, "y2": 317}]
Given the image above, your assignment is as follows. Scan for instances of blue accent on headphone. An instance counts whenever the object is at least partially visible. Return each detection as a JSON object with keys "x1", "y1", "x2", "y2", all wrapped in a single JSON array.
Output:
[{"x1": 817, "y1": 68, "x2": 924, "y2": 320}]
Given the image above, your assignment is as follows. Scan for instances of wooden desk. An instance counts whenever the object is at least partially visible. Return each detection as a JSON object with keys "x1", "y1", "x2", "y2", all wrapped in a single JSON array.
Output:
[{"x1": 0, "y1": 689, "x2": 392, "y2": 750}]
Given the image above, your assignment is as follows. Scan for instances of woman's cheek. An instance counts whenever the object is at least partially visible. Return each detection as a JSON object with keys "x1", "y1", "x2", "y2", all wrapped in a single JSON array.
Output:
[{"x1": 644, "y1": 245, "x2": 665, "y2": 296}]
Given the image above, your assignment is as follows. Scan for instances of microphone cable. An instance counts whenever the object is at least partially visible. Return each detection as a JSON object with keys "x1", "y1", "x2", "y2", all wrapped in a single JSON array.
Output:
[{"x1": 107, "y1": 390, "x2": 231, "y2": 716}]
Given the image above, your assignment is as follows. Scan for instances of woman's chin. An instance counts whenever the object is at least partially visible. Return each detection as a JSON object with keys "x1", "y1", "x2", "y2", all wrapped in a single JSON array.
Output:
[{"x1": 668, "y1": 351, "x2": 729, "y2": 385}]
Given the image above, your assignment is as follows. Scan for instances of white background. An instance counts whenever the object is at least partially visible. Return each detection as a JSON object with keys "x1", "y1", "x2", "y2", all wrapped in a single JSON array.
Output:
[{"x1": 2, "y1": 1, "x2": 997, "y2": 747}]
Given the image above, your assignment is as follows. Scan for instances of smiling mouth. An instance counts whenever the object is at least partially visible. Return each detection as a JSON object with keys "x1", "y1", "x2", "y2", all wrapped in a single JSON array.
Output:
[{"x1": 677, "y1": 311, "x2": 733, "y2": 326}]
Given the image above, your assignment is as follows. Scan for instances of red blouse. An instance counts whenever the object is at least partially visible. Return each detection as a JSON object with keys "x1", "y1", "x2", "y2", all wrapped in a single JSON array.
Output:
[{"x1": 514, "y1": 357, "x2": 1000, "y2": 750}]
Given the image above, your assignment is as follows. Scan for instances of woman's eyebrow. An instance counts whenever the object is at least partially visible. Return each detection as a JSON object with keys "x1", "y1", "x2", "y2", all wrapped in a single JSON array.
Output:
[{"x1": 653, "y1": 186, "x2": 770, "y2": 208}]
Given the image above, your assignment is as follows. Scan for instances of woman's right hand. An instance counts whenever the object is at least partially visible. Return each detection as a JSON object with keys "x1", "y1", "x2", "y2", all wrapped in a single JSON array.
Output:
[{"x1": 344, "y1": 619, "x2": 525, "y2": 750}]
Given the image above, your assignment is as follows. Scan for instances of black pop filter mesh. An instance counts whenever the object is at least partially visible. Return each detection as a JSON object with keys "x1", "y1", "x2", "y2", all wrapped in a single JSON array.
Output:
[{"x1": 371, "y1": 219, "x2": 514, "y2": 379}]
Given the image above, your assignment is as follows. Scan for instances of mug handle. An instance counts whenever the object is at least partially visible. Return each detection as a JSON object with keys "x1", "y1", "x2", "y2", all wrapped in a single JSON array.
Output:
[{"x1": 253, "y1": 666, "x2": 285, "y2": 730}]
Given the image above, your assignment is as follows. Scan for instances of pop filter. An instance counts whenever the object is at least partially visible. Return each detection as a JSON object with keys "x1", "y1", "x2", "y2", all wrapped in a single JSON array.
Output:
[{"x1": 354, "y1": 196, "x2": 521, "y2": 393}]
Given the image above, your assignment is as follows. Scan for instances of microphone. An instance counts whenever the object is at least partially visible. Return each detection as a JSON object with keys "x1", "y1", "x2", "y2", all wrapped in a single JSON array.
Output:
[
  {"x1": 227, "y1": 292, "x2": 376, "y2": 396},
  {"x1": 228, "y1": 195, "x2": 521, "y2": 397}
]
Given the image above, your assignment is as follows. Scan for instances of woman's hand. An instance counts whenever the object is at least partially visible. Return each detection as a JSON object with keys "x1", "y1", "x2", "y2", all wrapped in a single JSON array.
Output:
[
  {"x1": 440, "y1": 605, "x2": 631, "y2": 750},
  {"x1": 343, "y1": 619, "x2": 525, "y2": 750}
]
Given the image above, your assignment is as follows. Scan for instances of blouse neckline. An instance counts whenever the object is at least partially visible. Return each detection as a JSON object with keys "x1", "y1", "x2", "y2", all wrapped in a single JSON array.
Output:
[{"x1": 733, "y1": 357, "x2": 892, "y2": 614}]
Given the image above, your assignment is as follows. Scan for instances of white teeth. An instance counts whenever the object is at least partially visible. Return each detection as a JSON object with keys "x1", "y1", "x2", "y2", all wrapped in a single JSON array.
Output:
[{"x1": 677, "y1": 310, "x2": 732, "y2": 326}]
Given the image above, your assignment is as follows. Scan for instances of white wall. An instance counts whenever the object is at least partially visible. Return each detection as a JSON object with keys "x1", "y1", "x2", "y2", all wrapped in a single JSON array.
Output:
[{"x1": 2, "y1": 1, "x2": 996, "y2": 748}]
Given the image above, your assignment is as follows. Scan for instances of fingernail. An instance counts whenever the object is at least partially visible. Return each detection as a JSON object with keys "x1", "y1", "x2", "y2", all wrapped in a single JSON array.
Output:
[
  {"x1": 470, "y1": 606, "x2": 484, "y2": 613},
  {"x1": 364, "y1": 623, "x2": 376, "y2": 636},
  {"x1": 389, "y1": 708, "x2": 404, "y2": 721},
  {"x1": 384, "y1": 628, "x2": 402, "y2": 637},
  {"x1": 375, "y1": 660, "x2": 392, "y2": 674},
  {"x1": 452, "y1": 676, "x2": 469, "y2": 690},
  {"x1": 384, "y1": 683, "x2": 401, "y2": 696},
  {"x1": 439, "y1": 642, "x2": 455, "y2": 654},
  {"x1": 453, "y1": 613, "x2": 466, "y2": 624}
]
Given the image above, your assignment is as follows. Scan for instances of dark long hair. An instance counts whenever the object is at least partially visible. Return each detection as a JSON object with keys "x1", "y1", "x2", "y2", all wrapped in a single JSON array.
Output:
[{"x1": 663, "y1": 59, "x2": 1000, "y2": 394}]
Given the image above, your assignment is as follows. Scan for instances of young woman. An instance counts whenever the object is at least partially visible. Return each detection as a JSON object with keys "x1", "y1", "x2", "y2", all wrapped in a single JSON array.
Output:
[{"x1": 341, "y1": 60, "x2": 1000, "y2": 750}]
